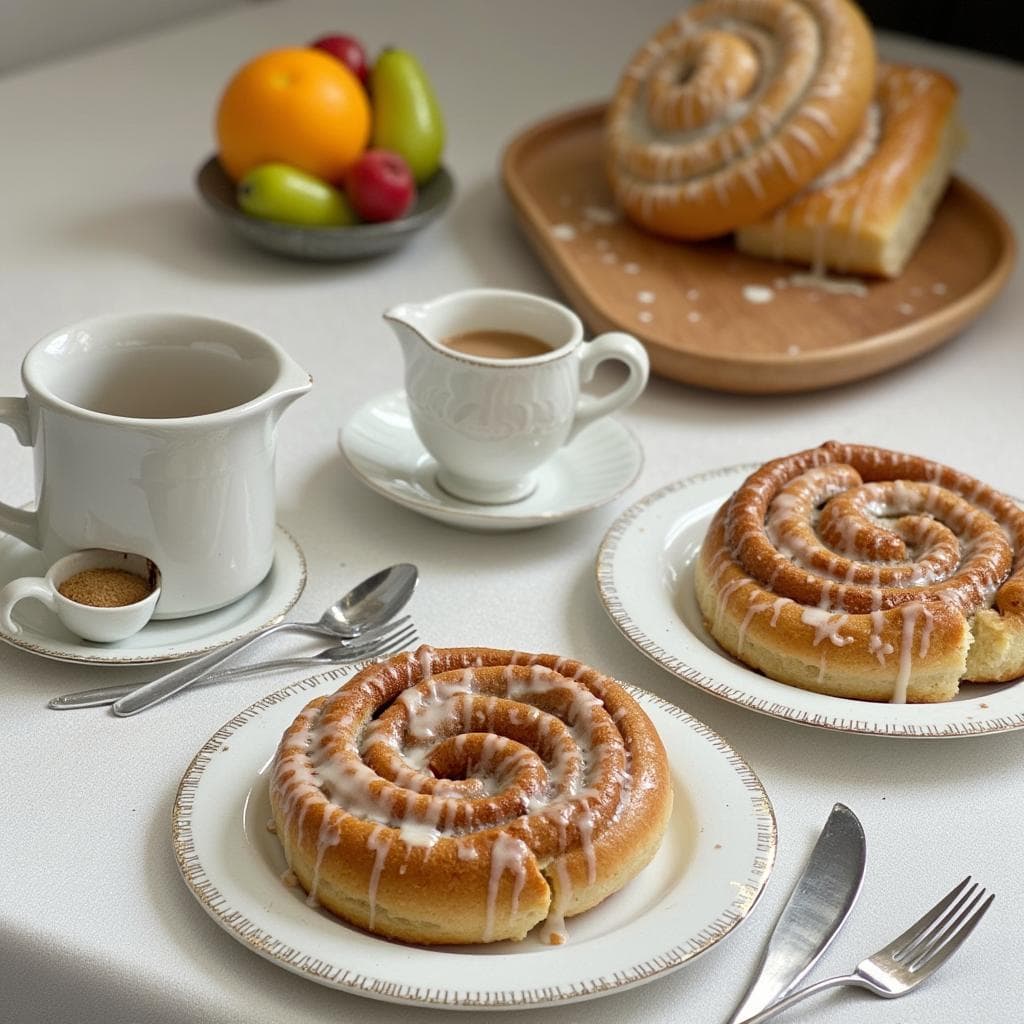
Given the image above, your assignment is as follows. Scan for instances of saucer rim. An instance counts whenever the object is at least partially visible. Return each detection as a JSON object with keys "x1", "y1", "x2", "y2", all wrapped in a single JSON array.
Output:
[
  {"x1": 338, "y1": 390, "x2": 644, "y2": 527},
  {"x1": 0, "y1": 524, "x2": 307, "y2": 665}
]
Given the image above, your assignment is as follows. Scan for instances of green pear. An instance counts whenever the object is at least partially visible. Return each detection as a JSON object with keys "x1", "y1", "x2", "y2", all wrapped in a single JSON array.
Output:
[
  {"x1": 371, "y1": 49, "x2": 445, "y2": 184},
  {"x1": 237, "y1": 163, "x2": 357, "y2": 227}
]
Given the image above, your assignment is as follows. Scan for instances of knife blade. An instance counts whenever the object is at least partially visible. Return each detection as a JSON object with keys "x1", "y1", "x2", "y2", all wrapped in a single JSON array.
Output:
[{"x1": 727, "y1": 802, "x2": 866, "y2": 1024}]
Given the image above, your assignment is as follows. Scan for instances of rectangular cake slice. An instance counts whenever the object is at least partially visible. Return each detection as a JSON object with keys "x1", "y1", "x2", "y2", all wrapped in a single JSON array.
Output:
[{"x1": 735, "y1": 65, "x2": 962, "y2": 278}]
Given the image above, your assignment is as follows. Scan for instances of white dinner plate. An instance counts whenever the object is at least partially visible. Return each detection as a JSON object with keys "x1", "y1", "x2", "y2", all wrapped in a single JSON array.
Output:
[
  {"x1": 597, "y1": 464, "x2": 1024, "y2": 738},
  {"x1": 173, "y1": 669, "x2": 776, "y2": 1009},
  {"x1": 0, "y1": 525, "x2": 306, "y2": 664}
]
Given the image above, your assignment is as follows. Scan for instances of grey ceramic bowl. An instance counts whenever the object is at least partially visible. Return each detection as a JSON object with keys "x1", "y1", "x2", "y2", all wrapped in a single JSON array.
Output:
[{"x1": 195, "y1": 156, "x2": 454, "y2": 261}]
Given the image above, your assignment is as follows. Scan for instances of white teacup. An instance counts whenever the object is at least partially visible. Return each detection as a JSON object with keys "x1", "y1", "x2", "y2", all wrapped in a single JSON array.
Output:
[
  {"x1": 0, "y1": 549, "x2": 161, "y2": 643},
  {"x1": 0, "y1": 312, "x2": 311, "y2": 618},
  {"x1": 384, "y1": 289, "x2": 650, "y2": 504}
]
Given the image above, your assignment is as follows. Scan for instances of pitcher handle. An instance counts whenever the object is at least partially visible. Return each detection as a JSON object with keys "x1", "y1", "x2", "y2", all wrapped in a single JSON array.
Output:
[
  {"x1": 569, "y1": 333, "x2": 650, "y2": 442},
  {"x1": 0, "y1": 398, "x2": 39, "y2": 548}
]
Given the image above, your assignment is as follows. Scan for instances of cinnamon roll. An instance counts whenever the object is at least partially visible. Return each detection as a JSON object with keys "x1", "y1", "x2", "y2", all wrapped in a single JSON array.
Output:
[
  {"x1": 736, "y1": 65, "x2": 962, "y2": 276},
  {"x1": 270, "y1": 646, "x2": 673, "y2": 945},
  {"x1": 696, "y1": 443, "x2": 1024, "y2": 703},
  {"x1": 605, "y1": 0, "x2": 876, "y2": 239}
]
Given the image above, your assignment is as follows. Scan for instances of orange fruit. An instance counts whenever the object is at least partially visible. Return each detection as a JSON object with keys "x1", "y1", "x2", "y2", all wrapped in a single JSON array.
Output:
[{"x1": 216, "y1": 48, "x2": 370, "y2": 183}]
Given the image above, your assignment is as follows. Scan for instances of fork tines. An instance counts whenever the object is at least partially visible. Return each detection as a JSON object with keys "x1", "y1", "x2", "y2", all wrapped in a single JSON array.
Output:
[
  {"x1": 353, "y1": 624, "x2": 418, "y2": 661},
  {"x1": 890, "y1": 876, "x2": 995, "y2": 973}
]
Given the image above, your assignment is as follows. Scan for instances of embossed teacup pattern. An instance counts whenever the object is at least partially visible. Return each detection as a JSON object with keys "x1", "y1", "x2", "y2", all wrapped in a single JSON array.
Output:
[{"x1": 405, "y1": 357, "x2": 577, "y2": 440}]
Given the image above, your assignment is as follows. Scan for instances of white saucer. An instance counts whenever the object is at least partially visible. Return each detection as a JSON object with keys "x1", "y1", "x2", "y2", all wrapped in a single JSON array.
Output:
[
  {"x1": 338, "y1": 391, "x2": 643, "y2": 531},
  {"x1": 0, "y1": 526, "x2": 306, "y2": 665}
]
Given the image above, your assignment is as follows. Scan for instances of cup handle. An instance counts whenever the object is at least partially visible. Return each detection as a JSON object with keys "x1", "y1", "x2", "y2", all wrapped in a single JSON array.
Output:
[
  {"x1": 0, "y1": 398, "x2": 39, "y2": 548},
  {"x1": 0, "y1": 576, "x2": 56, "y2": 635},
  {"x1": 568, "y1": 333, "x2": 650, "y2": 442}
]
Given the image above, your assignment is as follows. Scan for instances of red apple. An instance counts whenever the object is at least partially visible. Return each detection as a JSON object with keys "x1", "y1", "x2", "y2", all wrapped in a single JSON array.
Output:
[
  {"x1": 309, "y1": 34, "x2": 369, "y2": 86},
  {"x1": 344, "y1": 150, "x2": 416, "y2": 222}
]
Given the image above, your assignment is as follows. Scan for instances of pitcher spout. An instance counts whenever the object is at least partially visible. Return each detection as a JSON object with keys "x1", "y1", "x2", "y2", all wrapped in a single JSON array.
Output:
[
  {"x1": 267, "y1": 356, "x2": 313, "y2": 425},
  {"x1": 383, "y1": 303, "x2": 434, "y2": 365}
]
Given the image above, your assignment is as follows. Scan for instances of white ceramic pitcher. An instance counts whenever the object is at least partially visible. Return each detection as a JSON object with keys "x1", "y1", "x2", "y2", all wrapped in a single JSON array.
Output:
[
  {"x1": 0, "y1": 312, "x2": 311, "y2": 618},
  {"x1": 385, "y1": 289, "x2": 649, "y2": 504}
]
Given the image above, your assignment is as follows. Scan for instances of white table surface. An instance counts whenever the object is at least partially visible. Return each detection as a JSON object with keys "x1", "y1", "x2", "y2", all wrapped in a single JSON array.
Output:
[{"x1": 2, "y1": 2, "x2": 1022, "y2": 1021}]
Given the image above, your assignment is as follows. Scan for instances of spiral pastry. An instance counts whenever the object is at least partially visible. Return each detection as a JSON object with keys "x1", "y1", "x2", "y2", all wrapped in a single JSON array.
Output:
[
  {"x1": 605, "y1": 0, "x2": 876, "y2": 240},
  {"x1": 270, "y1": 646, "x2": 673, "y2": 945},
  {"x1": 695, "y1": 442, "x2": 1024, "y2": 703}
]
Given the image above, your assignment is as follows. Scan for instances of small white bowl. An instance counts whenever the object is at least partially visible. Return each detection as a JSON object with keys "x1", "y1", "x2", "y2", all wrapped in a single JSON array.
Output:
[{"x1": 0, "y1": 549, "x2": 161, "y2": 643}]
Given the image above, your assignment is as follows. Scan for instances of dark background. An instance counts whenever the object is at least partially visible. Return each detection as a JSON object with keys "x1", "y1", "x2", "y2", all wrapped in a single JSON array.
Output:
[{"x1": 861, "y1": 0, "x2": 1022, "y2": 62}]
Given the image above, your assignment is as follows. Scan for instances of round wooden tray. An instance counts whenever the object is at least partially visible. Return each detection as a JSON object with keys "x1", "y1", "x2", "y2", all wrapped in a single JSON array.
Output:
[{"x1": 501, "y1": 103, "x2": 1016, "y2": 394}]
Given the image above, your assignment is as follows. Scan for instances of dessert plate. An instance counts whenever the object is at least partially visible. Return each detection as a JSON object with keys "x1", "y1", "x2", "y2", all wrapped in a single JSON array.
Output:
[
  {"x1": 597, "y1": 465, "x2": 1024, "y2": 738},
  {"x1": 196, "y1": 156, "x2": 454, "y2": 261},
  {"x1": 502, "y1": 104, "x2": 1016, "y2": 394},
  {"x1": 173, "y1": 671, "x2": 775, "y2": 1009},
  {"x1": 339, "y1": 390, "x2": 643, "y2": 531},
  {"x1": 0, "y1": 525, "x2": 305, "y2": 665}
]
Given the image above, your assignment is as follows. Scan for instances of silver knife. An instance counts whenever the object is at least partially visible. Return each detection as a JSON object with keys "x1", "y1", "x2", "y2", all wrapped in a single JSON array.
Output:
[{"x1": 728, "y1": 802, "x2": 866, "y2": 1024}]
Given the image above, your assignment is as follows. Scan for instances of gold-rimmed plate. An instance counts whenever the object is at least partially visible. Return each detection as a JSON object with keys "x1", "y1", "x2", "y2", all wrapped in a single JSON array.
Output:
[
  {"x1": 597, "y1": 465, "x2": 1024, "y2": 737},
  {"x1": 172, "y1": 670, "x2": 775, "y2": 1009}
]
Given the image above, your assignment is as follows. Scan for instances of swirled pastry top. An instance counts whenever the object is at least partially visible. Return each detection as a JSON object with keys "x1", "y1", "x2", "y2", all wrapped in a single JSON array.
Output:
[
  {"x1": 605, "y1": 0, "x2": 876, "y2": 239},
  {"x1": 270, "y1": 646, "x2": 673, "y2": 945},
  {"x1": 695, "y1": 442, "x2": 1024, "y2": 702}
]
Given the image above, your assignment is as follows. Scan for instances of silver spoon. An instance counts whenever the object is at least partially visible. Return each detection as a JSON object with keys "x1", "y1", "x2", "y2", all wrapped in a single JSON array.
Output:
[
  {"x1": 49, "y1": 618, "x2": 418, "y2": 709},
  {"x1": 108, "y1": 563, "x2": 418, "y2": 717}
]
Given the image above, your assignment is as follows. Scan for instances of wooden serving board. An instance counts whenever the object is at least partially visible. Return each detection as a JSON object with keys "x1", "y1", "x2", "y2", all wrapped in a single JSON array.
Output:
[{"x1": 501, "y1": 103, "x2": 1016, "y2": 394}]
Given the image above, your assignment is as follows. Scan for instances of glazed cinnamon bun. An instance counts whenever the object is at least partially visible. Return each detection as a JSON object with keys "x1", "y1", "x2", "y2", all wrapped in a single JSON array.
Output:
[
  {"x1": 605, "y1": 0, "x2": 876, "y2": 239},
  {"x1": 696, "y1": 443, "x2": 1024, "y2": 703},
  {"x1": 270, "y1": 646, "x2": 673, "y2": 945},
  {"x1": 735, "y1": 65, "x2": 961, "y2": 276}
]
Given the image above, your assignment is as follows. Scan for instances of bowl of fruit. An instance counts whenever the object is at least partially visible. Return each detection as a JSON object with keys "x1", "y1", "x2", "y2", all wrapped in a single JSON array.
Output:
[{"x1": 196, "y1": 34, "x2": 453, "y2": 261}]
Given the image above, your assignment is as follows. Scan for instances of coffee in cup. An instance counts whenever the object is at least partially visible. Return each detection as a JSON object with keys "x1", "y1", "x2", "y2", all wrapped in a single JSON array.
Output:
[{"x1": 441, "y1": 330, "x2": 552, "y2": 361}]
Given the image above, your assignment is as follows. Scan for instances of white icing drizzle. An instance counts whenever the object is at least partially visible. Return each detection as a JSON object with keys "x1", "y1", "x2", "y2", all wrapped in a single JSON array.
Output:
[
  {"x1": 306, "y1": 811, "x2": 342, "y2": 908},
  {"x1": 484, "y1": 834, "x2": 530, "y2": 942},
  {"x1": 538, "y1": 859, "x2": 573, "y2": 945},
  {"x1": 270, "y1": 650, "x2": 648, "y2": 947},
  {"x1": 737, "y1": 599, "x2": 776, "y2": 653},
  {"x1": 787, "y1": 272, "x2": 868, "y2": 296},
  {"x1": 800, "y1": 607, "x2": 853, "y2": 647},
  {"x1": 366, "y1": 826, "x2": 393, "y2": 928},
  {"x1": 742, "y1": 284, "x2": 775, "y2": 304},
  {"x1": 605, "y1": 0, "x2": 874, "y2": 238},
  {"x1": 583, "y1": 205, "x2": 618, "y2": 224},
  {"x1": 714, "y1": 452, "x2": 1024, "y2": 700},
  {"x1": 891, "y1": 603, "x2": 925, "y2": 704}
]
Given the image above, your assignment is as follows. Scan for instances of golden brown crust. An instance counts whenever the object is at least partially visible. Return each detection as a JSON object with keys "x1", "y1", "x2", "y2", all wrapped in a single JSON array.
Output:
[
  {"x1": 697, "y1": 442, "x2": 1024, "y2": 702},
  {"x1": 736, "y1": 64, "x2": 961, "y2": 276},
  {"x1": 270, "y1": 646, "x2": 673, "y2": 945},
  {"x1": 605, "y1": 0, "x2": 876, "y2": 239}
]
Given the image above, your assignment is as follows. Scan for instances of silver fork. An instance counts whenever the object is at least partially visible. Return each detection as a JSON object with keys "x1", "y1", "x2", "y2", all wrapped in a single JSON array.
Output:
[
  {"x1": 737, "y1": 877, "x2": 994, "y2": 1024},
  {"x1": 48, "y1": 622, "x2": 418, "y2": 710}
]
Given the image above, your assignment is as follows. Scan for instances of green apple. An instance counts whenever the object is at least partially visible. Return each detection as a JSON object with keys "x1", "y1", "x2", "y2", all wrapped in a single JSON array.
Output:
[
  {"x1": 370, "y1": 49, "x2": 445, "y2": 184},
  {"x1": 237, "y1": 163, "x2": 357, "y2": 226}
]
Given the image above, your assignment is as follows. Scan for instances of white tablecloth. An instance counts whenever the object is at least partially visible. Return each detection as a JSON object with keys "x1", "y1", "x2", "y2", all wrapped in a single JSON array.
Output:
[{"x1": 2, "y1": 2, "x2": 1022, "y2": 1021}]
